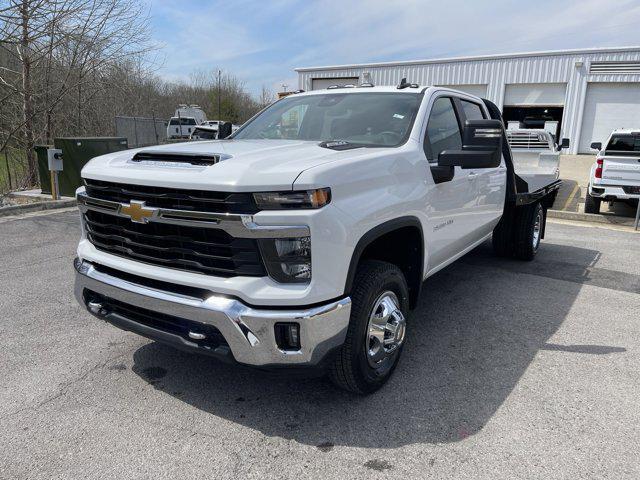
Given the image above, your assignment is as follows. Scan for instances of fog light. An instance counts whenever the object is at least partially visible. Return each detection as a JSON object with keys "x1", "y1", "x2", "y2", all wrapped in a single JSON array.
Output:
[
  {"x1": 275, "y1": 323, "x2": 301, "y2": 351},
  {"x1": 259, "y1": 237, "x2": 311, "y2": 283}
]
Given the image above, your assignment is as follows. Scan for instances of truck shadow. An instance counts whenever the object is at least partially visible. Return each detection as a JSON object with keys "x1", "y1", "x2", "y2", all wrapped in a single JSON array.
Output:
[{"x1": 131, "y1": 240, "x2": 628, "y2": 448}]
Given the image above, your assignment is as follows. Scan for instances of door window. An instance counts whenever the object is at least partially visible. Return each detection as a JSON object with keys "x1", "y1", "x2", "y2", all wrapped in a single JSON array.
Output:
[
  {"x1": 460, "y1": 100, "x2": 485, "y2": 120},
  {"x1": 424, "y1": 97, "x2": 462, "y2": 162}
]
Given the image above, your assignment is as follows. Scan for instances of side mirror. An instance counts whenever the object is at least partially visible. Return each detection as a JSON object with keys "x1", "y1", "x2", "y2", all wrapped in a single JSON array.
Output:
[
  {"x1": 590, "y1": 142, "x2": 602, "y2": 151},
  {"x1": 438, "y1": 119, "x2": 503, "y2": 169},
  {"x1": 218, "y1": 122, "x2": 233, "y2": 139}
]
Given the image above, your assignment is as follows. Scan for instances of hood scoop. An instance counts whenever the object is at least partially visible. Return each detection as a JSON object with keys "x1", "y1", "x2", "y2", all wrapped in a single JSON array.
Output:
[{"x1": 130, "y1": 151, "x2": 226, "y2": 167}]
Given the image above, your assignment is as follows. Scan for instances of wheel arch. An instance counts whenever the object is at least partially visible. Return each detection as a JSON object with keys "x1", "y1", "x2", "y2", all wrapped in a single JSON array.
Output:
[{"x1": 344, "y1": 217, "x2": 424, "y2": 309}]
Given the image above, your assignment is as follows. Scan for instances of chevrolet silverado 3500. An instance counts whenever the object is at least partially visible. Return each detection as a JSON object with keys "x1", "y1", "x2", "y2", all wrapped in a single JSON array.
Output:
[{"x1": 74, "y1": 83, "x2": 560, "y2": 394}]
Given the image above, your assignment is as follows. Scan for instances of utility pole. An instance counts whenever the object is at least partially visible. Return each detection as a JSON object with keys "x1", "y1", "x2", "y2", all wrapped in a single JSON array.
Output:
[{"x1": 217, "y1": 70, "x2": 222, "y2": 120}]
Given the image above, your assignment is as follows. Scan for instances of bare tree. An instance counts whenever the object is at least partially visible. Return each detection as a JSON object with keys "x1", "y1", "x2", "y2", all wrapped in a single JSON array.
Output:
[
  {"x1": 0, "y1": 0, "x2": 153, "y2": 184},
  {"x1": 0, "y1": 1, "x2": 268, "y2": 192},
  {"x1": 259, "y1": 85, "x2": 275, "y2": 108}
]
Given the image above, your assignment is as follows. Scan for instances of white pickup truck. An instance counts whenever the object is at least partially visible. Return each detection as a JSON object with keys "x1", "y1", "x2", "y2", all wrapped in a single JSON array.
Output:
[
  {"x1": 74, "y1": 83, "x2": 560, "y2": 394},
  {"x1": 585, "y1": 130, "x2": 640, "y2": 213}
]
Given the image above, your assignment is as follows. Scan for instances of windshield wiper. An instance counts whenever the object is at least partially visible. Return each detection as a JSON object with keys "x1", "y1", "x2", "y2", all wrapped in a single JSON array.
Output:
[{"x1": 318, "y1": 140, "x2": 367, "y2": 150}]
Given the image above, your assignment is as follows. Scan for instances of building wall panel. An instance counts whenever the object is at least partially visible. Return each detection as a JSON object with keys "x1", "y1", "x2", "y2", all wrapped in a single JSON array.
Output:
[{"x1": 297, "y1": 48, "x2": 640, "y2": 153}]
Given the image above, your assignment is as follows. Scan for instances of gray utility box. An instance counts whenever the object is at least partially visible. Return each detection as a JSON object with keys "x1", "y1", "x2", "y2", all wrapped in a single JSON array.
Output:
[{"x1": 47, "y1": 149, "x2": 63, "y2": 171}]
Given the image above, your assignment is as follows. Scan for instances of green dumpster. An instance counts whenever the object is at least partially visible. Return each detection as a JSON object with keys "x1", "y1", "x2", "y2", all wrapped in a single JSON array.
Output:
[
  {"x1": 34, "y1": 145, "x2": 52, "y2": 194},
  {"x1": 53, "y1": 137, "x2": 128, "y2": 197}
]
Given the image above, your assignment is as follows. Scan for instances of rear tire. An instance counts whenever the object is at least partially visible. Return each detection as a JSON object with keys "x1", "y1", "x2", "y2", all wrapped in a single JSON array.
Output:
[
  {"x1": 329, "y1": 260, "x2": 409, "y2": 394},
  {"x1": 514, "y1": 202, "x2": 544, "y2": 261},
  {"x1": 584, "y1": 187, "x2": 601, "y2": 214}
]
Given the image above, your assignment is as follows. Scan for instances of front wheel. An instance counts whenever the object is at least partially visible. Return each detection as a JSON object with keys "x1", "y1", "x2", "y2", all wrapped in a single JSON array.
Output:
[{"x1": 329, "y1": 260, "x2": 409, "y2": 394}]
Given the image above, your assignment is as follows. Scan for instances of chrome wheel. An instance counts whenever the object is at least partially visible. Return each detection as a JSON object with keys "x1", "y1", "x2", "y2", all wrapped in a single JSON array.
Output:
[
  {"x1": 366, "y1": 291, "x2": 406, "y2": 367},
  {"x1": 532, "y1": 209, "x2": 542, "y2": 250}
]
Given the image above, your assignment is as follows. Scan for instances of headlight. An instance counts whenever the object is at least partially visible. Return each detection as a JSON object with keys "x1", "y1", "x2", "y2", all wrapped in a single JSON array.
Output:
[
  {"x1": 259, "y1": 237, "x2": 311, "y2": 283},
  {"x1": 254, "y1": 188, "x2": 331, "y2": 210}
]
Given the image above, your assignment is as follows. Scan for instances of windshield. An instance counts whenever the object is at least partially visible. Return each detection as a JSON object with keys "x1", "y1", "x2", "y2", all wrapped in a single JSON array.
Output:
[{"x1": 234, "y1": 92, "x2": 421, "y2": 147}]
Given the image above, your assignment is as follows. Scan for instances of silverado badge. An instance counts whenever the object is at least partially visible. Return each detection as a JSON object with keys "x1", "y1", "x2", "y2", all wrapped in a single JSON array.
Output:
[{"x1": 119, "y1": 200, "x2": 156, "y2": 224}]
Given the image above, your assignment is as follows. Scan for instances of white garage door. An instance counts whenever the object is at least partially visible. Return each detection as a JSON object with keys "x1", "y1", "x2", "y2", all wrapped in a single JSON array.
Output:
[
  {"x1": 578, "y1": 83, "x2": 640, "y2": 153},
  {"x1": 311, "y1": 77, "x2": 359, "y2": 90},
  {"x1": 437, "y1": 84, "x2": 487, "y2": 98},
  {"x1": 504, "y1": 83, "x2": 566, "y2": 106}
]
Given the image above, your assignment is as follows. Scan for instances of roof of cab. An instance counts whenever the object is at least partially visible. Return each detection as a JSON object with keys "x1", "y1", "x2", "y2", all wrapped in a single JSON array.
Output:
[
  {"x1": 292, "y1": 85, "x2": 425, "y2": 96},
  {"x1": 610, "y1": 128, "x2": 640, "y2": 134},
  {"x1": 289, "y1": 85, "x2": 486, "y2": 100}
]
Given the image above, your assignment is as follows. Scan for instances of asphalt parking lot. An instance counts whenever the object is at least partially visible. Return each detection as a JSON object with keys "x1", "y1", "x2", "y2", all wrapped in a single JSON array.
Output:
[{"x1": 1, "y1": 210, "x2": 639, "y2": 479}]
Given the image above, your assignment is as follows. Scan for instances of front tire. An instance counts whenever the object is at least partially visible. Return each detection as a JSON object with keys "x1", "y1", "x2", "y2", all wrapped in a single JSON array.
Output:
[{"x1": 329, "y1": 260, "x2": 409, "y2": 394}]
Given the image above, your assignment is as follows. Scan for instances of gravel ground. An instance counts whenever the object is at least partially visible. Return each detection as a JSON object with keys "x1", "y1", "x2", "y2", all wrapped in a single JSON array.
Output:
[{"x1": 1, "y1": 210, "x2": 639, "y2": 479}]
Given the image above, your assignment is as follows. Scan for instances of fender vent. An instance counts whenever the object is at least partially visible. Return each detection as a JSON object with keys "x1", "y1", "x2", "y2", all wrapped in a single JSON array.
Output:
[{"x1": 131, "y1": 151, "x2": 220, "y2": 166}]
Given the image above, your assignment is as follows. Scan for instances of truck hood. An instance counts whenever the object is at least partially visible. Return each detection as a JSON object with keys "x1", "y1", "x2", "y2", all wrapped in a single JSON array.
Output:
[{"x1": 81, "y1": 139, "x2": 373, "y2": 191}]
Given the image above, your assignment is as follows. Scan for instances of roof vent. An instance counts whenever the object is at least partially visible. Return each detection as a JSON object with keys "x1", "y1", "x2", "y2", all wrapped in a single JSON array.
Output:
[{"x1": 590, "y1": 61, "x2": 640, "y2": 74}]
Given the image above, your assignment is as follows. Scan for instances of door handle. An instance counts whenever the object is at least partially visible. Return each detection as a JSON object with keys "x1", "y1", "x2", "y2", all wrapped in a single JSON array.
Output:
[{"x1": 468, "y1": 172, "x2": 478, "y2": 180}]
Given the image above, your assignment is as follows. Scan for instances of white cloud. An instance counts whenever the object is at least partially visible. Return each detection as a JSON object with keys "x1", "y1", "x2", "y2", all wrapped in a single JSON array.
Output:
[
  {"x1": 149, "y1": 0, "x2": 640, "y2": 95},
  {"x1": 287, "y1": 0, "x2": 640, "y2": 68}
]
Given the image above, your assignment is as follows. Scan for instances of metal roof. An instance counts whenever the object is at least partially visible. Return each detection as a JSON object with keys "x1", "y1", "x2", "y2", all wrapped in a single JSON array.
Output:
[{"x1": 295, "y1": 46, "x2": 640, "y2": 72}]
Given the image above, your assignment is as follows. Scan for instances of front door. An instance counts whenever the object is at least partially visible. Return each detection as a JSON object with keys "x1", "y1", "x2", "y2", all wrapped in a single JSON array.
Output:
[
  {"x1": 456, "y1": 97, "x2": 506, "y2": 237},
  {"x1": 422, "y1": 95, "x2": 481, "y2": 272}
]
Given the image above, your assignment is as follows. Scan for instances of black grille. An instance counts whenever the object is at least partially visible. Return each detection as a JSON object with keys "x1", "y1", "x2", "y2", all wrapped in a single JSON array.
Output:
[
  {"x1": 84, "y1": 210, "x2": 266, "y2": 277},
  {"x1": 85, "y1": 290, "x2": 228, "y2": 349},
  {"x1": 84, "y1": 179, "x2": 258, "y2": 214}
]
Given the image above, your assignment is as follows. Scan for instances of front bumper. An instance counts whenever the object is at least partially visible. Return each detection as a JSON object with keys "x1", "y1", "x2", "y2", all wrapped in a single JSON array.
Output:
[{"x1": 74, "y1": 258, "x2": 351, "y2": 368}]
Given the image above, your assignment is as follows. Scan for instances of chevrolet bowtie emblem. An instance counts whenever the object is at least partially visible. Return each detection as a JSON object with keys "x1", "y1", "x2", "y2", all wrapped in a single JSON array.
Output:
[{"x1": 119, "y1": 200, "x2": 156, "y2": 223}]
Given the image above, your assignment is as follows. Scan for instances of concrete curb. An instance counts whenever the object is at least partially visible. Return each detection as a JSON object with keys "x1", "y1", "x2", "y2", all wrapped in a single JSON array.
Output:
[
  {"x1": 0, "y1": 199, "x2": 77, "y2": 218},
  {"x1": 547, "y1": 209, "x2": 636, "y2": 227}
]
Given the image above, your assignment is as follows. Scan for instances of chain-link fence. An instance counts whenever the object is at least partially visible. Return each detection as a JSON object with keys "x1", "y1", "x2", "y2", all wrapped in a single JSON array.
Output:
[{"x1": 115, "y1": 116, "x2": 168, "y2": 148}]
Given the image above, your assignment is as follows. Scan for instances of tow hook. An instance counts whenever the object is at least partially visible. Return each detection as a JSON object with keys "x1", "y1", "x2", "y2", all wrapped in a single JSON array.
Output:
[
  {"x1": 188, "y1": 331, "x2": 207, "y2": 340},
  {"x1": 87, "y1": 301, "x2": 108, "y2": 316}
]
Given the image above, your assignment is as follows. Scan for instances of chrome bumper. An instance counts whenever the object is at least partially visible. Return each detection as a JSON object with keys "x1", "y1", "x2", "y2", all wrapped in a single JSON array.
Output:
[{"x1": 74, "y1": 259, "x2": 351, "y2": 367}]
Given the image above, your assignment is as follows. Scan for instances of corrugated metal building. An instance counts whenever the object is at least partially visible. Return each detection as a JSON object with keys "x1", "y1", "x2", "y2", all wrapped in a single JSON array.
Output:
[{"x1": 295, "y1": 47, "x2": 640, "y2": 154}]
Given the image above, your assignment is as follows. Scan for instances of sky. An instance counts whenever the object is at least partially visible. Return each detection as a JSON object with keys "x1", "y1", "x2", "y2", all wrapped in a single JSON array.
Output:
[{"x1": 147, "y1": 0, "x2": 640, "y2": 96}]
